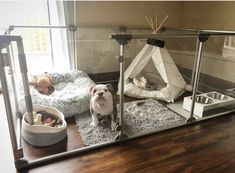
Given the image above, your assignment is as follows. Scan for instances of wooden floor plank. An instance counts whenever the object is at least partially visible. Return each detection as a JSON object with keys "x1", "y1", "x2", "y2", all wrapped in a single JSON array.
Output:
[{"x1": 22, "y1": 117, "x2": 85, "y2": 161}]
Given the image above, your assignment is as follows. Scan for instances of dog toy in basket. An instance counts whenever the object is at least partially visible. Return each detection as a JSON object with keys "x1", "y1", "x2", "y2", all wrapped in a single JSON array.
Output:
[{"x1": 33, "y1": 111, "x2": 63, "y2": 127}]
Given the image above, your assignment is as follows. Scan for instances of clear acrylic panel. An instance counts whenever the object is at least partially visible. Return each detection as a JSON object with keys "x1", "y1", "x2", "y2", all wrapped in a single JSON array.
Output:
[{"x1": 2, "y1": 26, "x2": 235, "y2": 167}]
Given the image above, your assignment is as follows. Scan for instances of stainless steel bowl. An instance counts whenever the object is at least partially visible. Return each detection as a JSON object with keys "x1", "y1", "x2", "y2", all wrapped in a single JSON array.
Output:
[
  {"x1": 207, "y1": 92, "x2": 228, "y2": 100},
  {"x1": 194, "y1": 96, "x2": 213, "y2": 104}
]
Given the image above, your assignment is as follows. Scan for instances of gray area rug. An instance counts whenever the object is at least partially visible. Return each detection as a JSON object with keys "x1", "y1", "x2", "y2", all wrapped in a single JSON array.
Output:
[{"x1": 75, "y1": 99, "x2": 185, "y2": 146}]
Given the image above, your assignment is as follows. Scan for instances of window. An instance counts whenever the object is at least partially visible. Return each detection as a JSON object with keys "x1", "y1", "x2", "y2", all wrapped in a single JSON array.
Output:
[{"x1": 0, "y1": 1, "x2": 70, "y2": 74}]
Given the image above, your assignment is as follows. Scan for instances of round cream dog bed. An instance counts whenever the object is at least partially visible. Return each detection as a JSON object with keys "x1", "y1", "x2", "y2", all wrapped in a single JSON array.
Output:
[{"x1": 18, "y1": 71, "x2": 94, "y2": 118}]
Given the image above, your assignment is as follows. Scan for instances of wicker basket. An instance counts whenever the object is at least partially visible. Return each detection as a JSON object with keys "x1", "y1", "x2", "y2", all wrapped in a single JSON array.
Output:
[{"x1": 22, "y1": 105, "x2": 67, "y2": 147}]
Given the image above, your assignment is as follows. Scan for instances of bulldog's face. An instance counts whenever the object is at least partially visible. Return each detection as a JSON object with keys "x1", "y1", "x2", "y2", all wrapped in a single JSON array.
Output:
[{"x1": 89, "y1": 84, "x2": 113, "y2": 102}]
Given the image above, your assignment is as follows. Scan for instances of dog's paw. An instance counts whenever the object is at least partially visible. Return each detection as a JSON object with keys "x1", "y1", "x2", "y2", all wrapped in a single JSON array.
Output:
[
  {"x1": 111, "y1": 122, "x2": 122, "y2": 131},
  {"x1": 90, "y1": 121, "x2": 98, "y2": 127},
  {"x1": 111, "y1": 121, "x2": 116, "y2": 131}
]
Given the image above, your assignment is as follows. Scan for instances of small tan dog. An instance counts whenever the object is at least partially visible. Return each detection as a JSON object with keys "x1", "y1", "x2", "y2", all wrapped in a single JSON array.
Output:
[{"x1": 29, "y1": 72, "x2": 54, "y2": 95}]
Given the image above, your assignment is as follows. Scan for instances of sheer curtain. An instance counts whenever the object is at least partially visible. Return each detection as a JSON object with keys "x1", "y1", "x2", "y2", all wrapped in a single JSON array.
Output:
[{"x1": 48, "y1": 1, "x2": 77, "y2": 71}]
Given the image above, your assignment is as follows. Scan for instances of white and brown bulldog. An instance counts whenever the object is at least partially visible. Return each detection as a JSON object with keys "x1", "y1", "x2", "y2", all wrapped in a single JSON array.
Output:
[{"x1": 89, "y1": 84, "x2": 120, "y2": 131}]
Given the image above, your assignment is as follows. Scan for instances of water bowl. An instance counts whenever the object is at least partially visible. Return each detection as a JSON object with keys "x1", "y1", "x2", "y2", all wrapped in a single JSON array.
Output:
[
  {"x1": 207, "y1": 92, "x2": 228, "y2": 100},
  {"x1": 194, "y1": 96, "x2": 213, "y2": 104}
]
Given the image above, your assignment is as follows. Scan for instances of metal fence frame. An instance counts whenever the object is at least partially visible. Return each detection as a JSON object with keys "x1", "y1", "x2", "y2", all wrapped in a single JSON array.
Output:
[{"x1": 1, "y1": 26, "x2": 235, "y2": 171}]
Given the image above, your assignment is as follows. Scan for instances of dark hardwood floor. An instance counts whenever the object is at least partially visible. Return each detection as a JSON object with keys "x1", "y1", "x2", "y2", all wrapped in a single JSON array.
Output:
[{"x1": 19, "y1": 113, "x2": 235, "y2": 173}]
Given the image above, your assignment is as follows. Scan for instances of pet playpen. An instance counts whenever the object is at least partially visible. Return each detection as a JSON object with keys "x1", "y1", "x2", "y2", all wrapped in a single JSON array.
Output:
[{"x1": 1, "y1": 25, "x2": 235, "y2": 170}]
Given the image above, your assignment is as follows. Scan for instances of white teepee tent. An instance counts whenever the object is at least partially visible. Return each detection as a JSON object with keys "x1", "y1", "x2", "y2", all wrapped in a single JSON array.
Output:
[{"x1": 119, "y1": 42, "x2": 188, "y2": 102}]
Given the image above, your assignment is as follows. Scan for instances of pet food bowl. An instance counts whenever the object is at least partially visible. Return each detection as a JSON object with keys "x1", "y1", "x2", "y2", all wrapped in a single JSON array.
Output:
[
  {"x1": 195, "y1": 96, "x2": 213, "y2": 104},
  {"x1": 22, "y1": 105, "x2": 67, "y2": 147},
  {"x1": 207, "y1": 92, "x2": 228, "y2": 100}
]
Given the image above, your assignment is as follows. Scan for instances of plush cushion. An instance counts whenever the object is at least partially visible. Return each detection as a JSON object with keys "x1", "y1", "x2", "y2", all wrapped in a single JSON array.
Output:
[{"x1": 18, "y1": 71, "x2": 94, "y2": 118}]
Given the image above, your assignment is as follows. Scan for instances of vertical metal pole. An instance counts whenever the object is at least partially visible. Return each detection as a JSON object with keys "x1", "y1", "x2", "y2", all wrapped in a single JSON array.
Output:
[
  {"x1": 112, "y1": 34, "x2": 130, "y2": 140},
  {"x1": 114, "y1": 42, "x2": 128, "y2": 140},
  {"x1": 186, "y1": 39, "x2": 204, "y2": 123},
  {"x1": 17, "y1": 37, "x2": 34, "y2": 125},
  {"x1": 6, "y1": 30, "x2": 24, "y2": 154},
  {"x1": 6, "y1": 29, "x2": 17, "y2": 73},
  {"x1": 0, "y1": 52, "x2": 20, "y2": 160},
  {"x1": 191, "y1": 36, "x2": 200, "y2": 87},
  {"x1": 68, "y1": 26, "x2": 77, "y2": 70},
  {"x1": 119, "y1": 44, "x2": 124, "y2": 136},
  {"x1": 6, "y1": 46, "x2": 20, "y2": 115},
  {"x1": 6, "y1": 46, "x2": 22, "y2": 149},
  {"x1": 73, "y1": 0, "x2": 77, "y2": 70},
  {"x1": 73, "y1": 29, "x2": 77, "y2": 70}
]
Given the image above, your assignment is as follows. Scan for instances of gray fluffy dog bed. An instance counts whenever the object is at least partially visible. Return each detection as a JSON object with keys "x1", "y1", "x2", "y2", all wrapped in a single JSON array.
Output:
[
  {"x1": 75, "y1": 99, "x2": 185, "y2": 146},
  {"x1": 18, "y1": 70, "x2": 94, "y2": 118}
]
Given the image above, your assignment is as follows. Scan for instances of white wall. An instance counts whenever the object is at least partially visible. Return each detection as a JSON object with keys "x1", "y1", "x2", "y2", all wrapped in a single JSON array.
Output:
[
  {"x1": 76, "y1": 1, "x2": 183, "y2": 27},
  {"x1": 75, "y1": 1, "x2": 235, "y2": 83},
  {"x1": 76, "y1": 1, "x2": 183, "y2": 74},
  {"x1": 182, "y1": 2, "x2": 235, "y2": 30},
  {"x1": 174, "y1": 1, "x2": 235, "y2": 82}
]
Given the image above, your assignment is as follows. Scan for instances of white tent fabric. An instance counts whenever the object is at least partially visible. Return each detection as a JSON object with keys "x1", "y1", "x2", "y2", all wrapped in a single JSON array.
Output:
[{"x1": 119, "y1": 44, "x2": 187, "y2": 102}]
